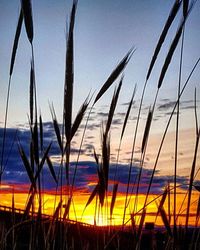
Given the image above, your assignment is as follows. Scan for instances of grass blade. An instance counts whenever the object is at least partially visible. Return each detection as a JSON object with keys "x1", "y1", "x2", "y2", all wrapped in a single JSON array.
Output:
[
  {"x1": 194, "y1": 88, "x2": 198, "y2": 136},
  {"x1": 30, "y1": 140, "x2": 34, "y2": 173},
  {"x1": 71, "y1": 96, "x2": 90, "y2": 140},
  {"x1": 11, "y1": 190, "x2": 15, "y2": 248},
  {"x1": 18, "y1": 142, "x2": 36, "y2": 189},
  {"x1": 141, "y1": 108, "x2": 152, "y2": 153},
  {"x1": 158, "y1": 23, "x2": 183, "y2": 89},
  {"x1": 102, "y1": 133, "x2": 110, "y2": 192},
  {"x1": 185, "y1": 126, "x2": 200, "y2": 229},
  {"x1": 160, "y1": 206, "x2": 172, "y2": 237},
  {"x1": 35, "y1": 143, "x2": 52, "y2": 181},
  {"x1": 183, "y1": 0, "x2": 189, "y2": 18},
  {"x1": 137, "y1": 208, "x2": 146, "y2": 242},
  {"x1": 93, "y1": 147, "x2": 99, "y2": 166},
  {"x1": 131, "y1": 213, "x2": 136, "y2": 232},
  {"x1": 146, "y1": 0, "x2": 181, "y2": 81},
  {"x1": 194, "y1": 185, "x2": 200, "y2": 192},
  {"x1": 105, "y1": 78, "x2": 122, "y2": 136},
  {"x1": 63, "y1": 0, "x2": 77, "y2": 183},
  {"x1": 50, "y1": 104, "x2": 63, "y2": 152},
  {"x1": 168, "y1": 182, "x2": 171, "y2": 223},
  {"x1": 196, "y1": 195, "x2": 200, "y2": 223},
  {"x1": 120, "y1": 85, "x2": 136, "y2": 140},
  {"x1": 30, "y1": 60, "x2": 34, "y2": 125},
  {"x1": 64, "y1": 0, "x2": 77, "y2": 143},
  {"x1": 23, "y1": 192, "x2": 35, "y2": 220},
  {"x1": 110, "y1": 182, "x2": 118, "y2": 217},
  {"x1": 93, "y1": 48, "x2": 134, "y2": 105},
  {"x1": 156, "y1": 187, "x2": 168, "y2": 220},
  {"x1": 158, "y1": 1, "x2": 195, "y2": 89},
  {"x1": 33, "y1": 119, "x2": 39, "y2": 166},
  {"x1": 86, "y1": 184, "x2": 99, "y2": 208},
  {"x1": 53, "y1": 200, "x2": 62, "y2": 221},
  {"x1": 98, "y1": 166, "x2": 106, "y2": 207},
  {"x1": 10, "y1": 8, "x2": 23, "y2": 76},
  {"x1": 39, "y1": 113, "x2": 43, "y2": 152},
  {"x1": 21, "y1": 0, "x2": 34, "y2": 43},
  {"x1": 63, "y1": 197, "x2": 72, "y2": 220},
  {"x1": 46, "y1": 155, "x2": 58, "y2": 184},
  {"x1": 45, "y1": 200, "x2": 62, "y2": 246}
]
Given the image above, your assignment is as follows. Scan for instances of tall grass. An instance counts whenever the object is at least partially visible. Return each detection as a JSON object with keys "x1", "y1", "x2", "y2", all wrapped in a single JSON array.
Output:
[{"x1": 0, "y1": 0, "x2": 200, "y2": 249}]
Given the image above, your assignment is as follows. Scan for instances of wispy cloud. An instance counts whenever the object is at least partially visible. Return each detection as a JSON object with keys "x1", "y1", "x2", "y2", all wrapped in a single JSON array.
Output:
[
  {"x1": 158, "y1": 101, "x2": 177, "y2": 111},
  {"x1": 157, "y1": 99, "x2": 199, "y2": 113},
  {"x1": 1, "y1": 125, "x2": 198, "y2": 195}
]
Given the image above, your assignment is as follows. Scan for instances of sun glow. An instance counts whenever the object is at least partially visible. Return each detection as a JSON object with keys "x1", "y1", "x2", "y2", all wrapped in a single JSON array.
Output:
[{"x1": 0, "y1": 184, "x2": 199, "y2": 227}]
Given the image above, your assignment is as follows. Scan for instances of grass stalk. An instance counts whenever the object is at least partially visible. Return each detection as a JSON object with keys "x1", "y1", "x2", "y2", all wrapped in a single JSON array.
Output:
[
  {"x1": 173, "y1": 24, "x2": 185, "y2": 240},
  {"x1": 0, "y1": 9, "x2": 23, "y2": 183},
  {"x1": 143, "y1": 57, "x2": 200, "y2": 209},
  {"x1": 185, "y1": 127, "x2": 200, "y2": 229}
]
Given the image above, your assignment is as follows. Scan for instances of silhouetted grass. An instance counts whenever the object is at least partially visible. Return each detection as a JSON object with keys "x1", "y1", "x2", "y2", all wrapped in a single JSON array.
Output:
[{"x1": 0, "y1": 0, "x2": 200, "y2": 249}]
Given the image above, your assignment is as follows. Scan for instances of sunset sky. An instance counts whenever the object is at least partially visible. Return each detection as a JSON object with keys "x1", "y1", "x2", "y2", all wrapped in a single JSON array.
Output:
[{"x1": 0, "y1": 0, "x2": 200, "y2": 226}]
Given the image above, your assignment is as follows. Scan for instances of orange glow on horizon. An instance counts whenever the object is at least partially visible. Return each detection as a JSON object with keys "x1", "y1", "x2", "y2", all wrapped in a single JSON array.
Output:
[{"x1": 0, "y1": 184, "x2": 199, "y2": 227}]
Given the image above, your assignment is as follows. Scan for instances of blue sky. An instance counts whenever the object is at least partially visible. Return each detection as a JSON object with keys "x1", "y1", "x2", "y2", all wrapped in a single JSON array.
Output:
[
  {"x1": 0, "y1": 1, "x2": 200, "y2": 191},
  {"x1": 0, "y1": 0, "x2": 199, "y2": 125}
]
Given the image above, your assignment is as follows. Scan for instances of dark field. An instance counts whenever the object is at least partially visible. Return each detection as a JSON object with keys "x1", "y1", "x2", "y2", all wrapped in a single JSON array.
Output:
[{"x1": 0, "y1": 210, "x2": 199, "y2": 250}]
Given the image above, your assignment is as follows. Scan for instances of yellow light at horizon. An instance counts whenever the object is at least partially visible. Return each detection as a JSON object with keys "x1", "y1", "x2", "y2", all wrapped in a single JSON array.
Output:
[{"x1": 0, "y1": 185, "x2": 199, "y2": 227}]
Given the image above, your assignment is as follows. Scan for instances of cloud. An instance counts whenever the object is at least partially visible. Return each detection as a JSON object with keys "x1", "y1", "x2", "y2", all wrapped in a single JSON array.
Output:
[
  {"x1": 121, "y1": 102, "x2": 130, "y2": 106},
  {"x1": 158, "y1": 101, "x2": 176, "y2": 111},
  {"x1": 157, "y1": 99, "x2": 199, "y2": 113},
  {"x1": 0, "y1": 125, "x2": 195, "y2": 195},
  {"x1": 181, "y1": 105, "x2": 195, "y2": 110},
  {"x1": 159, "y1": 98, "x2": 171, "y2": 102},
  {"x1": 85, "y1": 135, "x2": 95, "y2": 140},
  {"x1": 97, "y1": 112, "x2": 108, "y2": 118},
  {"x1": 116, "y1": 112, "x2": 126, "y2": 117},
  {"x1": 112, "y1": 118, "x2": 123, "y2": 125},
  {"x1": 84, "y1": 123, "x2": 100, "y2": 131}
]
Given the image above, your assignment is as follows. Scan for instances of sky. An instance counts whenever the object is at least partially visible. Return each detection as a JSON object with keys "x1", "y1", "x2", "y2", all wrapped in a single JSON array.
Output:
[
  {"x1": 0, "y1": 0, "x2": 200, "y2": 124},
  {"x1": 0, "y1": 0, "x2": 200, "y2": 217}
]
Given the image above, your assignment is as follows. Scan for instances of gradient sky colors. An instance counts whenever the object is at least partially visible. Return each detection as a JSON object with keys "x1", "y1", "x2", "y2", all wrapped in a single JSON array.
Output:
[
  {"x1": 0, "y1": 0, "x2": 200, "y2": 226},
  {"x1": 0, "y1": 0, "x2": 200, "y2": 124},
  {"x1": 1, "y1": 184, "x2": 199, "y2": 226}
]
